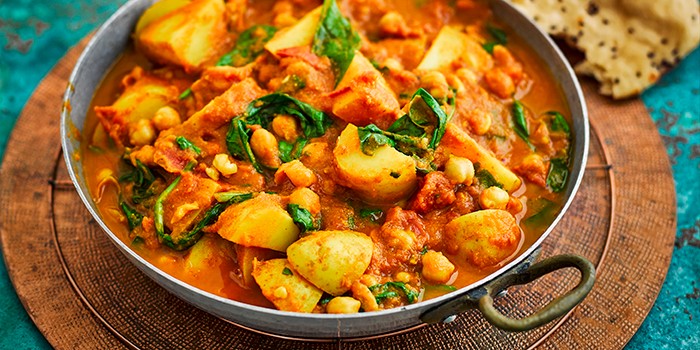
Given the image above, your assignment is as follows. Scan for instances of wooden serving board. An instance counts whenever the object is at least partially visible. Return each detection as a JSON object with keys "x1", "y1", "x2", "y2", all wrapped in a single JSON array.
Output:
[{"x1": 0, "y1": 40, "x2": 676, "y2": 349}]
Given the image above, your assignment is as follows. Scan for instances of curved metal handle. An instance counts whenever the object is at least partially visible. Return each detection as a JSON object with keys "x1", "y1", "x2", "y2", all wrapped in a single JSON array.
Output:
[{"x1": 478, "y1": 254, "x2": 595, "y2": 331}]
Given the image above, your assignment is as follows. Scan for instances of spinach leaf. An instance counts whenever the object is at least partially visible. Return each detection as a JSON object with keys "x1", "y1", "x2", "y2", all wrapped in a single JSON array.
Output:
[
  {"x1": 178, "y1": 88, "x2": 192, "y2": 100},
  {"x1": 288, "y1": 204, "x2": 317, "y2": 233},
  {"x1": 512, "y1": 100, "x2": 534, "y2": 150},
  {"x1": 426, "y1": 284, "x2": 457, "y2": 292},
  {"x1": 357, "y1": 124, "x2": 396, "y2": 155},
  {"x1": 312, "y1": 0, "x2": 361, "y2": 85},
  {"x1": 405, "y1": 88, "x2": 448, "y2": 149},
  {"x1": 523, "y1": 198, "x2": 556, "y2": 228},
  {"x1": 154, "y1": 176, "x2": 182, "y2": 248},
  {"x1": 369, "y1": 281, "x2": 419, "y2": 304},
  {"x1": 175, "y1": 136, "x2": 201, "y2": 155},
  {"x1": 279, "y1": 139, "x2": 308, "y2": 163},
  {"x1": 475, "y1": 167, "x2": 504, "y2": 189},
  {"x1": 387, "y1": 114, "x2": 426, "y2": 137},
  {"x1": 360, "y1": 88, "x2": 446, "y2": 157},
  {"x1": 482, "y1": 25, "x2": 507, "y2": 54},
  {"x1": 213, "y1": 191, "x2": 254, "y2": 203},
  {"x1": 546, "y1": 111, "x2": 571, "y2": 136},
  {"x1": 359, "y1": 208, "x2": 383, "y2": 223},
  {"x1": 119, "y1": 159, "x2": 157, "y2": 204},
  {"x1": 155, "y1": 181, "x2": 253, "y2": 251},
  {"x1": 120, "y1": 200, "x2": 144, "y2": 231},
  {"x1": 282, "y1": 267, "x2": 294, "y2": 276},
  {"x1": 226, "y1": 117, "x2": 262, "y2": 173},
  {"x1": 546, "y1": 157, "x2": 569, "y2": 193},
  {"x1": 246, "y1": 93, "x2": 333, "y2": 139},
  {"x1": 217, "y1": 25, "x2": 277, "y2": 67}
]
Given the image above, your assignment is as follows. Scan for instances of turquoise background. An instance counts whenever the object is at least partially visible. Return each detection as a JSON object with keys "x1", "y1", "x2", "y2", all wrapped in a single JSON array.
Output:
[{"x1": 0, "y1": 1, "x2": 697, "y2": 348}]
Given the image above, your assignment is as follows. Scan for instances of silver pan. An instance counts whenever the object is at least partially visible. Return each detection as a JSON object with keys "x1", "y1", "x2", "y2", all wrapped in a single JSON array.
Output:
[{"x1": 61, "y1": 0, "x2": 593, "y2": 339}]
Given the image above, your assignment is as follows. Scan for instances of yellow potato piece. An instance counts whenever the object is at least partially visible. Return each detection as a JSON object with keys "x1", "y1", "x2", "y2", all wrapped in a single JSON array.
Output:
[
  {"x1": 264, "y1": 6, "x2": 322, "y2": 57},
  {"x1": 333, "y1": 124, "x2": 418, "y2": 204},
  {"x1": 184, "y1": 234, "x2": 235, "y2": 279},
  {"x1": 417, "y1": 25, "x2": 493, "y2": 72},
  {"x1": 136, "y1": 0, "x2": 229, "y2": 73},
  {"x1": 287, "y1": 231, "x2": 373, "y2": 296},
  {"x1": 134, "y1": 0, "x2": 191, "y2": 36},
  {"x1": 216, "y1": 194, "x2": 300, "y2": 252},
  {"x1": 444, "y1": 209, "x2": 521, "y2": 268},
  {"x1": 252, "y1": 259, "x2": 323, "y2": 313}
]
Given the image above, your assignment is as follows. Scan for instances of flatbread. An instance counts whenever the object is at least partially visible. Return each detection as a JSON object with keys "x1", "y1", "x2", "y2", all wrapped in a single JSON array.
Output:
[{"x1": 508, "y1": 0, "x2": 700, "y2": 99}]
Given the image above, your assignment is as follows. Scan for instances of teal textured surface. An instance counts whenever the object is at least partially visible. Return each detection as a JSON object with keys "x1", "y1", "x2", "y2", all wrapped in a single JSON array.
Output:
[{"x1": 0, "y1": 1, "x2": 697, "y2": 349}]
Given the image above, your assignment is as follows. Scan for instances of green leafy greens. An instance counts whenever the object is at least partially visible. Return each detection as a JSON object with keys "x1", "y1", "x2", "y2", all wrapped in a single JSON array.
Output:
[
  {"x1": 356, "y1": 88, "x2": 446, "y2": 160},
  {"x1": 119, "y1": 159, "x2": 157, "y2": 204},
  {"x1": 475, "y1": 166, "x2": 504, "y2": 189},
  {"x1": 175, "y1": 136, "x2": 201, "y2": 155},
  {"x1": 482, "y1": 25, "x2": 507, "y2": 54},
  {"x1": 226, "y1": 117, "x2": 262, "y2": 173},
  {"x1": 312, "y1": 0, "x2": 361, "y2": 85},
  {"x1": 226, "y1": 94, "x2": 333, "y2": 172},
  {"x1": 120, "y1": 200, "x2": 144, "y2": 231},
  {"x1": 287, "y1": 204, "x2": 318, "y2": 233},
  {"x1": 544, "y1": 111, "x2": 572, "y2": 193},
  {"x1": 359, "y1": 208, "x2": 383, "y2": 223},
  {"x1": 512, "y1": 100, "x2": 530, "y2": 143},
  {"x1": 217, "y1": 25, "x2": 277, "y2": 67},
  {"x1": 282, "y1": 267, "x2": 294, "y2": 276},
  {"x1": 369, "y1": 281, "x2": 419, "y2": 304}
]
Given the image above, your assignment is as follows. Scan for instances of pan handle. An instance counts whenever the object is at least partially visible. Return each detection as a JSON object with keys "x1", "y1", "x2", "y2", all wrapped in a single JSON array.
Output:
[{"x1": 420, "y1": 254, "x2": 595, "y2": 331}]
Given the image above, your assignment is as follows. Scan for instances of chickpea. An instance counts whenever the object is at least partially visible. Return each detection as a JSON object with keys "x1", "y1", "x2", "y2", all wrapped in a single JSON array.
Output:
[
  {"x1": 289, "y1": 187, "x2": 321, "y2": 215},
  {"x1": 479, "y1": 186, "x2": 510, "y2": 210},
  {"x1": 270, "y1": 115, "x2": 301, "y2": 142},
  {"x1": 387, "y1": 229, "x2": 416, "y2": 250},
  {"x1": 213, "y1": 153, "x2": 238, "y2": 176},
  {"x1": 129, "y1": 119, "x2": 156, "y2": 146},
  {"x1": 467, "y1": 108, "x2": 492, "y2": 135},
  {"x1": 420, "y1": 71, "x2": 449, "y2": 100},
  {"x1": 326, "y1": 297, "x2": 361, "y2": 314},
  {"x1": 421, "y1": 251, "x2": 455, "y2": 284},
  {"x1": 351, "y1": 281, "x2": 379, "y2": 311},
  {"x1": 273, "y1": 286, "x2": 288, "y2": 299},
  {"x1": 205, "y1": 167, "x2": 220, "y2": 181},
  {"x1": 378, "y1": 11, "x2": 407, "y2": 37},
  {"x1": 485, "y1": 68, "x2": 515, "y2": 99},
  {"x1": 250, "y1": 128, "x2": 281, "y2": 168},
  {"x1": 444, "y1": 156, "x2": 475, "y2": 185},
  {"x1": 394, "y1": 272, "x2": 412, "y2": 283},
  {"x1": 152, "y1": 106, "x2": 181, "y2": 131},
  {"x1": 274, "y1": 160, "x2": 316, "y2": 187}
]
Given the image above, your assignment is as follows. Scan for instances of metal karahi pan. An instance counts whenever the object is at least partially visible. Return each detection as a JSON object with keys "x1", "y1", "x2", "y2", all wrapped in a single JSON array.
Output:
[{"x1": 61, "y1": 0, "x2": 594, "y2": 339}]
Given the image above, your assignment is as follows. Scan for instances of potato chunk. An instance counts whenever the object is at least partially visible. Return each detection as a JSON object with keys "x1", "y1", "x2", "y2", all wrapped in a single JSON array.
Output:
[
  {"x1": 216, "y1": 193, "x2": 300, "y2": 252},
  {"x1": 441, "y1": 124, "x2": 521, "y2": 192},
  {"x1": 417, "y1": 25, "x2": 493, "y2": 73},
  {"x1": 184, "y1": 234, "x2": 235, "y2": 283},
  {"x1": 236, "y1": 245, "x2": 282, "y2": 288},
  {"x1": 444, "y1": 209, "x2": 521, "y2": 268},
  {"x1": 265, "y1": 6, "x2": 322, "y2": 56},
  {"x1": 252, "y1": 259, "x2": 323, "y2": 313},
  {"x1": 333, "y1": 124, "x2": 418, "y2": 204},
  {"x1": 95, "y1": 68, "x2": 178, "y2": 146},
  {"x1": 329, "y1": 52, "x2": 401, "y2": 129},
  {"x1": 137, "y1": 0, "x2": 229, "y2": 73},
  {"x1": 287, "y1": 231, "x2": 373, "y2": 295}
]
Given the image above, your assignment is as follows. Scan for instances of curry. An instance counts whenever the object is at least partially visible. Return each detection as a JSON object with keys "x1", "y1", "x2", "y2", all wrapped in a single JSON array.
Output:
[{"x1": 82, "y1": 0, "x2": 572, "y2": 313}]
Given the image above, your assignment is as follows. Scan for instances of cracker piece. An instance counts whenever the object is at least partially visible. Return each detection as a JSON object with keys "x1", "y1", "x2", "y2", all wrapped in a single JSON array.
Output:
[{"x1": 508, "y1": 0, "x2": 700, "y2": 99}]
